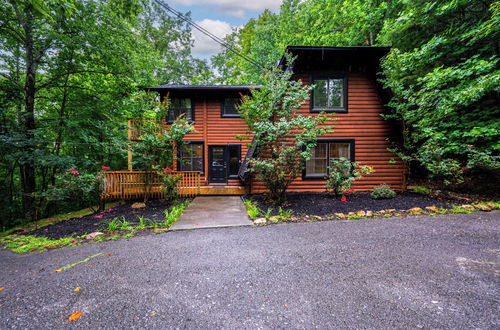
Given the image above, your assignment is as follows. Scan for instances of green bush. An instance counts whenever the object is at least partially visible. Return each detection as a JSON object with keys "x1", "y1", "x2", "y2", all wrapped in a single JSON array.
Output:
[
  {"x1": 326, "y1": 158, "x2": 374, "y2": 197},
  {"x1": 370, "y1": 184, "x2": 396, "y2": 200}
]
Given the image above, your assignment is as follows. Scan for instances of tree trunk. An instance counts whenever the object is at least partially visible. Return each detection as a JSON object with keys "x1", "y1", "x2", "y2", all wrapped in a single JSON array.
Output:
[{"x1": 21, "y1": 3, "x2": 37, "y2": 221}]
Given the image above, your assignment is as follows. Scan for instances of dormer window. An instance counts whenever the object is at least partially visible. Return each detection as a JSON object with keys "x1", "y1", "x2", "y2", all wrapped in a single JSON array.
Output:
[
  {"x1": 221, "y1": 98, "x2": 240, "y2": 117},
  {"x1": 168, "y1": 98, "x2": 193, "y2": 123},
  {"x1": 311, "y1": 76, "x2": 347, "y2": 113}
]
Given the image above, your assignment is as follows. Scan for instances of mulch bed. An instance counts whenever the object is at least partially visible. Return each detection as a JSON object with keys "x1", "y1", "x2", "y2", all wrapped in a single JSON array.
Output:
[
  {"x1": 27, "y1": 198, "x2": 189, "y2": 239},
  {"x1": 249, "y1": 192, "x2": 457, "y2": 216}
]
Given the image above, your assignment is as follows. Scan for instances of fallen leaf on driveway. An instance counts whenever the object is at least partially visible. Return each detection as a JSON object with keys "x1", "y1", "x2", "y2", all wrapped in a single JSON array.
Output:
[
  {"x1": 74, "y1": 287, "x2": 80, "y2": 292},
  {"x1": 105, "y1": 253, "x2": 112, "y2": 256},
  {"x1": 0, "y1": 287, "x2": 5, "y2": 291},
  {"x1": 68, "y1": 312, "x2": 82, "y2": 321},
  {"x1": 150, "y1": 312, "x2": 157, "y2": 317}
]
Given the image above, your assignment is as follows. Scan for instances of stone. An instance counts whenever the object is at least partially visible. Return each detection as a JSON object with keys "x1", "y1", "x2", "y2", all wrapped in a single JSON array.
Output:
[
  {"x1": 486, "y1": 202, "x2": 498, "y2": 210},
  {"x1": 425, "y1": 206, "x2": 439, "y2": 212},
  {"x1": 254, "y1": 218, "x2": 266, "y2": 225},
  {"x1": 131, "y1": 202, "x2": 146, "y2": 209},
  {"x1": 348, "y1": 212, "x2": 356, "y2": 216},
  {"x1": 356, "y1": 210, "x2": 366, "y2": 217},
  {"x1": 408, "y1": 207, "x2": 423, "y2": 213},
  {"x1": 335, "y1": 213, "x2": 346, "y2": 219},
  {"x1": 475, "y1": 204, "x2": 492, "y2": 212},
  {"x1": 86, "y1": 232, "x2": 104, "y2": 240},
  {"x1": 366, "y1": 211, "x2": 373, "y2": 217},
  {"x1": 385, "y1": 209, "x2": 396, "y2": 213},
  {"x1": 461, "y1": 204, "x2": 475, "y2": 211}
]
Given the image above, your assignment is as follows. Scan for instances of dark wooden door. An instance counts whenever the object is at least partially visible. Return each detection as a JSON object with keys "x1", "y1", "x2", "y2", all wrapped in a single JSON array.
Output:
[{"x1": 208, "y1": 146, "x2": 227, "y2": 184}]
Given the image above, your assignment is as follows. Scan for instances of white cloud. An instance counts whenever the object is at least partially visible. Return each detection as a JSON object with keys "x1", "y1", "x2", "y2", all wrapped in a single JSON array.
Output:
[
  {"x1": 191, "y1": 19, "x2": 233, "y2": 58},
  {"x1": 171, "y1": 0, "x2": 282, "y2": 17}
]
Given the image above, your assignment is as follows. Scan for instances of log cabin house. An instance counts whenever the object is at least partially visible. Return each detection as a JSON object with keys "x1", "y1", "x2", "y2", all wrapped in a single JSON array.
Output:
[{"x1": 115, "y1": 46, "x2": 405, "y2": 198}]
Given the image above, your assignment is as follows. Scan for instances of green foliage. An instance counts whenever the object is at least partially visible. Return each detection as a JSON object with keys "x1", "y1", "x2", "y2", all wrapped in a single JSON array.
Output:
[
  {"x1": 158, "y1": 168, "x2": 183, "y2": 200},
  {"x1": 0, "y1": 235, "x2": 74, "y2": 254},
  {"x1": 370, "y1": 184, "x2": 396, "y2": 200},
  {"x1": 106, "y1": 216, "x2": 125, "y2": 232},
  {"x1": 163, "y1": 201, "x2": 189, "y2": 228},
  {"x1": 410, "y1": 186, "x2": 432, "y2": 196},
  {"x1": 263, "y1": 208, "x2": 273, "y2": 221},
  {"x1": 380, "y1": 0, "x2": 500, "y2": 183},
  {"x1": 239, "y1": 58, "x2": 332, "y2": 204},
  {"x1": 244, "y1": 200, "x2": 259, "y2": 220},
  {"x1": 43, "y1": 169, "x2": 104, "y2": 213},
  {"x1": 0, "y1": 0, "x2": 210, "y2": 229},
  {"x1": 277, "y1": 207, "x2": 293, "y2": 220},
  {"x1": 326, "y1": 158, "x2": 374, "y2": 197}
]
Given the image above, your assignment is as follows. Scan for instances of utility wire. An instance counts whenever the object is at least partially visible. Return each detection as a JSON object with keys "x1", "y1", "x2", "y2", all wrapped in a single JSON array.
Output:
[{"x1": 152, "y1": 0, "x2": 265, "y2": 70}]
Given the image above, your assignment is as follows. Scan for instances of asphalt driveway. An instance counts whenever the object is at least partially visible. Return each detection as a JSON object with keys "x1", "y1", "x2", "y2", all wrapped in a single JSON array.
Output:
[{"x1": 1, "y1": 211, "x2": 499, "y2": 329}]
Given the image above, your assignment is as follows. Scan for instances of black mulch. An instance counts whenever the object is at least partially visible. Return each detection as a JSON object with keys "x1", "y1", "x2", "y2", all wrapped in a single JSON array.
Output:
[
  {"x1": 27, "y1": 199, "x2": 190, "y2": 239},
  {"x1": 249, "y1": 192, "x2": 457, "y2": 216}
]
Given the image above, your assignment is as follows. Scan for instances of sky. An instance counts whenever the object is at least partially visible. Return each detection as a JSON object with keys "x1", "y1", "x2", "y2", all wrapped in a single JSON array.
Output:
[{"x1": 166, "y1": 0, "x2": 283, "y2": 59}]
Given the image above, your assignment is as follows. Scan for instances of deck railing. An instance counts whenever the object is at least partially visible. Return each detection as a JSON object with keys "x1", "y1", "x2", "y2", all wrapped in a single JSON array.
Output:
[{"x1": 101, "y1": 170, "x2": 200, "y2": 200}]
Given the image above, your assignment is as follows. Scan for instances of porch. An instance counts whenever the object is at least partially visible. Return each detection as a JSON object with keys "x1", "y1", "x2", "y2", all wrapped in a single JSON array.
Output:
[{"x1": 101, "y1": 170, "x2": 245, "y2": 200}]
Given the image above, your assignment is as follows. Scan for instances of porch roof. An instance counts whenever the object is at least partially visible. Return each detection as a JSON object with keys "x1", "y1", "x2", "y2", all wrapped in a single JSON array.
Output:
[{"x1": 145, "y1": 84, "x2": 260, "y2": 92}]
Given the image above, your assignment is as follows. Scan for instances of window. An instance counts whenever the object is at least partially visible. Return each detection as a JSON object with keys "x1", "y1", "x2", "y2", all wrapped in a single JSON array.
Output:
[
  {"x1": 305, "y1": 140, "x2": 353, "y2": 178},
  {"x1": 168, "y1": 98, "x2": 193, "y2": 123},
  {"x1": 311, "y1": 77, "x2": 347, "y2": 112},
  {"x1": 227, "y1": 144, "x2": 241, "y2": 178},
  {"x1": 221, "y1": 98, "x2": 240, "y2": 117},
  {"x1": 178, "y1": 142, "x2": 203, "y2": 172}
]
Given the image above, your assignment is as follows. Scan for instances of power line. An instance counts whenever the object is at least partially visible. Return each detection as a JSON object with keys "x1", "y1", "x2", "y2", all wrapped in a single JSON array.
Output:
[{"x1": 152, "y1": 0, "x2": 265, "y2": 70}]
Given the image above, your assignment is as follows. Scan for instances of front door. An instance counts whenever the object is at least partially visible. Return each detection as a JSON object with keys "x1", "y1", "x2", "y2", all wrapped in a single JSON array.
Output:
[{"x1": 208, "y1": 146, "x2": 227, "y2": 184}]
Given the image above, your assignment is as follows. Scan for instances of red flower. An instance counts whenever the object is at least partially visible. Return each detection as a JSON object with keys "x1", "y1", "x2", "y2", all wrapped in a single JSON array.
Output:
[
  {"x1": 101, "y1": 165, "x2": 110, "y2": 170},
  {"x1": 164, "y1": 167, "x2": 172, "y2": 173},
  {"x1": 340, "y1": 196, "x2": 347, "y2": 202}
]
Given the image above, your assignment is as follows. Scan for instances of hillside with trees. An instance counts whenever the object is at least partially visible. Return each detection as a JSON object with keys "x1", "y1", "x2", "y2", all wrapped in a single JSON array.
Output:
[{"x1": 1, "y1": 0, "x2": 498, "y2": 229}]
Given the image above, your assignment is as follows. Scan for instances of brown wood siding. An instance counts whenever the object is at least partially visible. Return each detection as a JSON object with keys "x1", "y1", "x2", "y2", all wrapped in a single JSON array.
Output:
[
  {"x1": 167, "y1": 98, "x2": 252, "y2": 186},
  {"x1": 250, "y1": 74, "x2": 405, "y2": 193}
]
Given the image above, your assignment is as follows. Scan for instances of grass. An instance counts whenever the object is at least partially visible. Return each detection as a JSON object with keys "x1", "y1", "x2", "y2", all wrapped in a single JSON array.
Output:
[{"x1": 0, "y1": 235, "x2": 76, "y2": 254}]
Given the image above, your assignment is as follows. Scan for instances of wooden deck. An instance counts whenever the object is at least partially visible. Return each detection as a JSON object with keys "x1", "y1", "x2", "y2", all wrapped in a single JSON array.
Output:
[{"x1": 101, "y1": 170, "x2": 245, "y2": 200}]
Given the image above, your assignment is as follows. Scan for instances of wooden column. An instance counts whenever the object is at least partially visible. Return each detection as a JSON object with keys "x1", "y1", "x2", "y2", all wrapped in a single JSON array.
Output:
[
  {"x1": 203, "y1": 99, "x2": 208, "y2": 184},
  {"x1": 127, "y1": 119, "x2": 133, "y2": 170}
]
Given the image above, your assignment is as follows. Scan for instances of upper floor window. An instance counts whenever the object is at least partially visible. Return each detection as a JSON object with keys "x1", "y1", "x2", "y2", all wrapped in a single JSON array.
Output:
[
  {"x1": 168, "y1": 98, "x2": 193, "y2": 123},
  {"x1": 305, "y1": 140, "x2": 353, "y2": 178},
  {"x1": 311, "y1": 77, "x2": 347, "y2": 112},
  {"x1": 221, "y1": 98, "x2": 240, "y2": 117}
]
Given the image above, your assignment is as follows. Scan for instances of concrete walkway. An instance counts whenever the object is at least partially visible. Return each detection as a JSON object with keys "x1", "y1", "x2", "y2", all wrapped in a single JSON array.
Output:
[{"x1": 169, "y1": 196, "x2": 252, "y2": 230}]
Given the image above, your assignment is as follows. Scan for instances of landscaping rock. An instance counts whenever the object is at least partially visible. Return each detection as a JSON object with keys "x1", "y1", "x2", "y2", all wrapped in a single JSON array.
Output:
[
  {"x1": 408, "y1": 207, "x2": 423, "y2": 214},
  {"x1": 356, "y1": 210, "x2": 366, "y2": 217},
  {"x1": 366, "y1": 211, "x2": 373, "y2": 217},
  {"x1": 254, "y1": 218, "x2": 266, "y2": 225},
  {"x1": 461, "y1": 204, "x2": 475, "y2": 211},
  {"x1": 85, "y1": 232, "x2": 104, "y2": 240},
  {"x1": 385, "y1": 209, "x2": 396, "y2": 213},
  {"x1": 425, "y1": 206, "x2": 439, "y2": 212},
  {"x1": 475, "y1": 204, "x2": 492, "y2": 212},
  {"x1": 486, "y1": 202, "x2": 498, "y2": 210},
  {"x1": 334, "y1": 213, "x2": 346, "y2": 219},
  {"x1": 131, "y1": 202, "x2": 146, "y2": 209}
]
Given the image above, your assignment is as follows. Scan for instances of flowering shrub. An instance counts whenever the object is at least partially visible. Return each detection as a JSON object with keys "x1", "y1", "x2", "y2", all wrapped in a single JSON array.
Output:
[
  {"x1": 44, "y1": 169, "x2": 104, "y2": 211},
  {"x1": 158, "y1": 167, "x2": 183, "y2": 200},
  {"x1": 326, "y1": 158, "x2": 374, "y2": 198}
]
